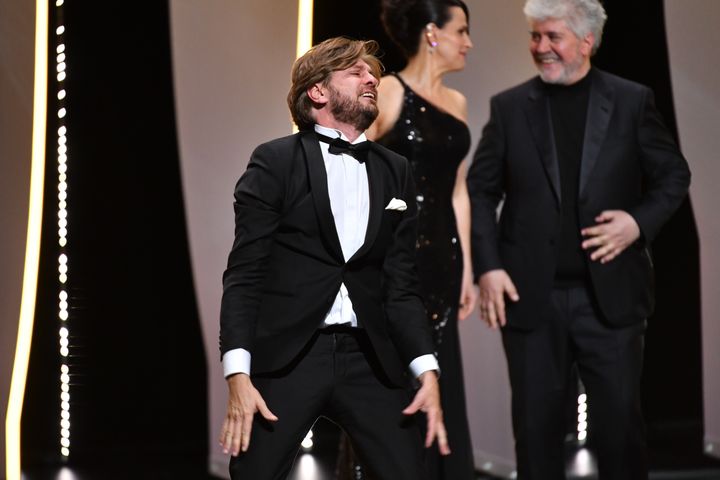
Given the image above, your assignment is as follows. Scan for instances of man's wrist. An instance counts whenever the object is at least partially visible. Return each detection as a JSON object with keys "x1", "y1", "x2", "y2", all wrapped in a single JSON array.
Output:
[
  {"x1": 409, "y1": 354, "x2": 439, "y2": 378},
  {"x1": 222, "y1": 348, "x2": 251, "y2": 378}
]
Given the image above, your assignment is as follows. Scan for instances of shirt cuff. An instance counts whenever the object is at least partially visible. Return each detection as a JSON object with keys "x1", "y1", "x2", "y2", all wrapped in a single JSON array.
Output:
[
  {"x1": 409, "y1": 354, "x2": 439, "y2": 378},
  {"x1": 222, "y1": 348, "x2": 251, "y2": 378}
]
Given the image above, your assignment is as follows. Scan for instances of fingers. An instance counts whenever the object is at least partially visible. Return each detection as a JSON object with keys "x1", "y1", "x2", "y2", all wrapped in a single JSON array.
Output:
[
  {"x1": 458, "y1": 289, "x2": 476, "y2": 321},
  {"x1": 594, "y1": 210, "x2": 616, "y2": 223},
  {"x1": 505, "y1": 279, "x2": 520, "y2": 303},
  {"x1": 402, "y1": 395, "x2": 422, "y2": 416},
  {"x1": 219, "y1": 417, "x2": 234, "y2": 454},
  {"x1": 479, "y1": 299, "x2": 498, "y2": 329},
  {"x1": 424, "y1": 408, "x2": 437, "y2": 448},
  {"x1": 219, "y1": 410, "x2": 244, "y2": 456},
  {"x1": 494, "y1": 295, "x2": 507, "y2": 328},
  {"x1": 256, "y1": 396, "x2": 279, "y2": 422},
  {"x1": 435, "y1": 420, "x2": 451, "y2": 456},
  {"x1": 240, "y1": 409, "x2": 254, "y2": 453}
]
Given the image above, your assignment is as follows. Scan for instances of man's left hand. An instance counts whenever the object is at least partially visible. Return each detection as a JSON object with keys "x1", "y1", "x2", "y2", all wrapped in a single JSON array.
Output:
[
  {"x1": 402, "y1": 371, "x2": 451, "y2": 455},
  {"x1": 581, "y1": 210, "x2": 641, "y2": 264}
]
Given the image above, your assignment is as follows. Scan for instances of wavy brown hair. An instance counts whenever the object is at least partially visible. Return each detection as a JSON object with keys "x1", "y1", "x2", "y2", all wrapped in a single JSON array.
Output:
[{"x1": 288, "y1": 37, "x2": 383, "y2": 131}]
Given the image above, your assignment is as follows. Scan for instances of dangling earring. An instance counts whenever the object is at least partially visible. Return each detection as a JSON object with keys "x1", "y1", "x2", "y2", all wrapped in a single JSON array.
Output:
[{"x1": 426, "y1": 25, "x2": 437, "y2": 54}]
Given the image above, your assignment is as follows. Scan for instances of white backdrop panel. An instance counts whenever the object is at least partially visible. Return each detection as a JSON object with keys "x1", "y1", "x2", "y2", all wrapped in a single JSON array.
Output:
[
  {"x1": 169, "y1": 1, "x2": 297, "y2": 476},
  {"x1": 665, "y1": 0, "x2": 720, "y2": 459},
  {"x1": 0, "y1": 0, "x2": 36, "y2": 475}
]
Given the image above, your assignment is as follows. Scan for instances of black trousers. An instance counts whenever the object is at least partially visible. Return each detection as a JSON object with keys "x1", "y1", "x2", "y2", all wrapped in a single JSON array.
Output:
[
  {"x1": 229, "y1": 328, "x2": 428, "y2": 480},
  {"x1": 502, "y1": 285, "x2": 647, "y2": 480}
]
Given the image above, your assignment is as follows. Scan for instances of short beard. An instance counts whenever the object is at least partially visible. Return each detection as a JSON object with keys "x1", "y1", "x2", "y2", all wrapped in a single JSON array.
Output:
[
  {"x1": 327, "y1": 85, "x2": 378, "y2": 132},
  {"x1": 537, "y1": 49, "x2": 586, "y2": 85}
]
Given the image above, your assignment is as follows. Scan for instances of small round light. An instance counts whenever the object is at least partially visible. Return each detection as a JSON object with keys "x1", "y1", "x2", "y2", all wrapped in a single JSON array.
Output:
[
  {"x1": 56, "y1": 26, "x2": 65, "y2": 35},
  {"x1": 57, "y1": 72, "x2": 66, "y2": 82},
  {"x1": 58, "y1": 108, "x2": 67, "y2": 118},
  {"x1": 58, "y1": 90, "x2": 66, "y2": 100},
  {"x1": 61, "y1": 447, "x2": 69, "y2": 457},
  {"x1": 59, "y1": 310, "x2": 69, "y2": 321},
  {"x1": 578, "y1": 394, "x2": 587, "y2": 404}
]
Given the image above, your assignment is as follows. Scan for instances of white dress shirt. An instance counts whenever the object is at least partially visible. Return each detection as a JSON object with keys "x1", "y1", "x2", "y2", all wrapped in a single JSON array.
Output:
[{"x1": 223, "y1": 125, "x2": 438, "y2": 378}]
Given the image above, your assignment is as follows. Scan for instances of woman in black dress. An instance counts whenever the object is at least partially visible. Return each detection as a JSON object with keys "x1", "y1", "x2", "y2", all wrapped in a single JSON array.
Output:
[{"x1": 369, "y1": 1, "x2": 476, "y2": 478}]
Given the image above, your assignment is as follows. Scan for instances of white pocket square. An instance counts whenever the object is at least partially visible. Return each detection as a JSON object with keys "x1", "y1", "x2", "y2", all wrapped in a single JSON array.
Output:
[{"x1": 385, "y1": 198, "x2": 407, "y2": 211}]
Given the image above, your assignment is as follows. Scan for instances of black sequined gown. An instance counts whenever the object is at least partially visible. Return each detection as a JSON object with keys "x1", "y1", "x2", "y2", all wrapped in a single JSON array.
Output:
[{"x1": 377, "y1": 74, "x2": 475, "y2": 479}]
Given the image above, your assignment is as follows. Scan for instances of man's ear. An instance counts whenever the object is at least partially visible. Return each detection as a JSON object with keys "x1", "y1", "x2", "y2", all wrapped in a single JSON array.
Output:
[
  {"x1": 307, "y1": 83, "x2": 328, "y2": 105},
  {"x1": 581, "y1": 32, "x2": 595, "y2": 57}
]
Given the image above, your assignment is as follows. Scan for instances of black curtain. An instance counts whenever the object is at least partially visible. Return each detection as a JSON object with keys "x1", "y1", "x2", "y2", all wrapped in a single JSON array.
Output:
[{"x1": 22, "y1": 2, "x2": 208, "y2": 474}]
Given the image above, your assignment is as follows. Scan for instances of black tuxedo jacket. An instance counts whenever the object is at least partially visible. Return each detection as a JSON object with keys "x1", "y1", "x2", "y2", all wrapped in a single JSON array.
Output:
[
  {"x1": 468, "y1": 68, "x2": 691, "y2": 328},
  {"x1": 219, "y1": 130, "x2": 433, "y2": 386}
]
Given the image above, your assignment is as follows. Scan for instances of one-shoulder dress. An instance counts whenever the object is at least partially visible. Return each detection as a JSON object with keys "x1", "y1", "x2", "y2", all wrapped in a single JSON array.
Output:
[{"x1": 377, "y1": 73, "x2": 475, "y2": 479}]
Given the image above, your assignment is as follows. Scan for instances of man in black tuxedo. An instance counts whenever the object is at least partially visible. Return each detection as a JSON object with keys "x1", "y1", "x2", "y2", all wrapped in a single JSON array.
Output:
[
  {"x1": 467, "y1": 0, "x2": 690, "y2": 478},
  {"x1": 218, "y1": 37, "x2": 449, "y2": 480}
]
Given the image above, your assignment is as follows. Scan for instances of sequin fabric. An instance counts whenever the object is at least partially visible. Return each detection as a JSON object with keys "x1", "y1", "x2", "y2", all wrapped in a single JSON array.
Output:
[{"x1": 376, "y1": 74, "x2": 471, "y2": 348}]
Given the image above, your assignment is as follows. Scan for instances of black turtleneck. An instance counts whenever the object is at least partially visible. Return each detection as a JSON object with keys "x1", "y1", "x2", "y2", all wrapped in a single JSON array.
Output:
[{"x1": 546, "y1": 71, "x2": 592, "y2": 284}]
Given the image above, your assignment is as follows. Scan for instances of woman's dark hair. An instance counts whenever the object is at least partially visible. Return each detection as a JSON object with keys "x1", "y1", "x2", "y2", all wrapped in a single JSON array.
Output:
[{"x1": 381, "y1": 0, "x2": 469, "y2": 58}]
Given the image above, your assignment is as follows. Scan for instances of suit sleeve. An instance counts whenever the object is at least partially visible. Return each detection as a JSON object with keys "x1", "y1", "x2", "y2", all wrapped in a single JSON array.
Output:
[
  {"x1": 467, "y1": 96, "x2": 507, "y2": 278},
  {"x1": 628, "y1": 88, "x2": 691, "y2": 243},
  {"x1": 382, "y1": 160, "x2": 434, "y2": 365},
  {"x1": 219, "y1": 143, "x2": 285, "y2": 358}
]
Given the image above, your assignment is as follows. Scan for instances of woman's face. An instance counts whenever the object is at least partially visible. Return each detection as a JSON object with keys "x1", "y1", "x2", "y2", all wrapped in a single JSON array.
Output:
[{"x1": 434, "y1": 6, "x2": 472, "y2": 70}]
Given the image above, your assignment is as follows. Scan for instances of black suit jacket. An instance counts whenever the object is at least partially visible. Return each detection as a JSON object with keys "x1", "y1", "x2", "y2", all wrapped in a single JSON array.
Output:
[
  {"x1": 467, "y1": 68, "x2": 691, "y2": 328},
  {"x1": 219, "y1": 130, "x2": 433, "y2": 386}
]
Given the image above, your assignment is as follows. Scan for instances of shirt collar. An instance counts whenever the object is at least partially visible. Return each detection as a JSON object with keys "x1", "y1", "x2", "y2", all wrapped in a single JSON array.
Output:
[{"x1": 314, "y1": 124, "x2": 368, "y2": 145}]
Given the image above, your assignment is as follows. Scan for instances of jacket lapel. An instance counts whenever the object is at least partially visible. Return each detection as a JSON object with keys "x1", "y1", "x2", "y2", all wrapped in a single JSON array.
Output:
[
  {"x1": 349, "y1": 144, "x2": 384, "y2": 262},
  {"x1": 579, "y1": 69, "x2": 614, "y2": 196},
  {"x1": 525, "y1": 79, "x2": 562, "y2": 206},
  {"x1": 300, "y1": 132, "x2": 344, "y2": 263}
]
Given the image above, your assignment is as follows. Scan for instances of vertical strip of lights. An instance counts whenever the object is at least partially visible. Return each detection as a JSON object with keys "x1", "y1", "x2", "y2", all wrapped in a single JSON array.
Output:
[
  {"x1": 577, "y1": 393, "x2": 588, "y2": 443},
  {"x1": 5, "y1": 0, "x2": 48, "y2": 478},
  {"x1": 55, "y1": 0, "x2": 71, "y2": 460}
]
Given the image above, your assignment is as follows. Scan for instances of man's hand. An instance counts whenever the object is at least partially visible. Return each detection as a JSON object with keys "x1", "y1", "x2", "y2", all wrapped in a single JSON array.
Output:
[
  {"x1": 458, "y1": 269, "x2": 478, "y2": 321},
  {"x1": 402, "y1": 371, "x2": 451, "y2": 455},
  {"x1": 220, "y1": 373, "x2": 278, "y2": 456},
  {"x1": 581, "y1": 210, "x2": 640, "y2": 264},
  {"x1": 478, "y1": 269, "x2": 519, "y2": 329}
]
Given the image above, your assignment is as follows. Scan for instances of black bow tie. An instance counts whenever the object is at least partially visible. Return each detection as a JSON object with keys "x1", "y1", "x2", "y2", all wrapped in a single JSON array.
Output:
[{"x1": 316, "y1": 133, "x2": 370, "y2": 163}]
